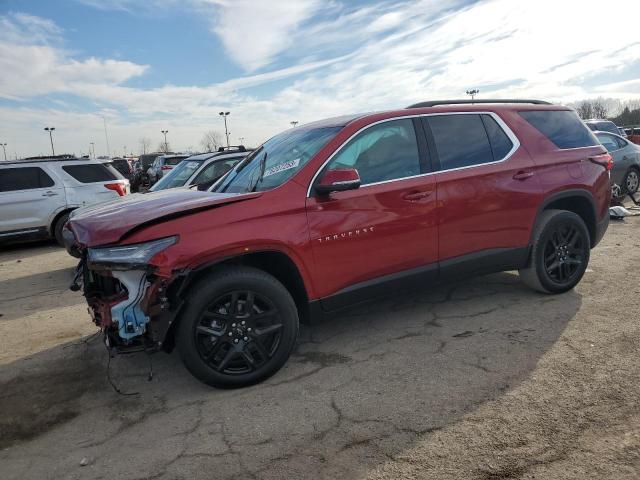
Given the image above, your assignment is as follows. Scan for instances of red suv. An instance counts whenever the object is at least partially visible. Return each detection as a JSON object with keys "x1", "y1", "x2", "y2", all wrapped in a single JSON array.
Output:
[{"x1": 64, "y1": 100, "x2": 611, "y2": 388}]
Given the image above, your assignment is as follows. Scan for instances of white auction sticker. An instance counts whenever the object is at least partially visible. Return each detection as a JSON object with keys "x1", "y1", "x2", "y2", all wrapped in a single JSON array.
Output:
[{"x1": 263, "y1": 158, "x2": 300, "y2": 178}]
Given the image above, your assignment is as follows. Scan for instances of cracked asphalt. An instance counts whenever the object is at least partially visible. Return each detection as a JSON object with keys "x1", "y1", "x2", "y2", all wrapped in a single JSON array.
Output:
[{"x1": 1, "y1": 218, "x2": 639, "y2": 479}]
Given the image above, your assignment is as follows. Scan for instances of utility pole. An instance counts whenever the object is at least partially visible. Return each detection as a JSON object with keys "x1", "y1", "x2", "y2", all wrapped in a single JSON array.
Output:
[
  {"x1": 0, "y1": 143, "x2": 7, "y2": 161},
  {"x1": 290, "y1": 121, "x2": 299, "y2": 128},
  {"x1": 102, "y1": 116, "x2": 111, "y2": 157},
  {"x1": 161, "y1": 130, "x2": 169, "y2": 152},
  {"x1": 219, "y1": 111, "x2": 230, "y2": 148},
  {"x1": 44, "y1": 127, "x2": 56, "y2": 155},
  {"x1": 466, "y1": 89, "x2": 479, "y2": 101}
]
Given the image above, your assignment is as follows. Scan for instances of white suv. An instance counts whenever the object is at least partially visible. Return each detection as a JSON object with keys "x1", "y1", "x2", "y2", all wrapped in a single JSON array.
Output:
[{"x1": 0, "y1": 156, "x2": 130, "y2": 246}]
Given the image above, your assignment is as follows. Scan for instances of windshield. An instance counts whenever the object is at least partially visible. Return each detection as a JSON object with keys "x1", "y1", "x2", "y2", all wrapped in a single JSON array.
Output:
[
  {"x1": 150, "y1": 159, "x2": 204, "y2": 191},
  {"x1": 215, "y1": 126, "x2": 341, "y2": 194}
]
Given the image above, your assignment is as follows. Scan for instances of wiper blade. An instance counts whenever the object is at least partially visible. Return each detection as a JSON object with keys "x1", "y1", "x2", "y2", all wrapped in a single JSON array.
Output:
[{"x1": 251, "y1": 151, "x2": 268, "y2": 192}]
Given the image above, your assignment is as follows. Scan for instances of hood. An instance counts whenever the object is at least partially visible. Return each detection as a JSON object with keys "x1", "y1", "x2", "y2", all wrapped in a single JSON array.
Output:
[{"x1": 68, "y1": 189, "x2": 261, "y2": 247}]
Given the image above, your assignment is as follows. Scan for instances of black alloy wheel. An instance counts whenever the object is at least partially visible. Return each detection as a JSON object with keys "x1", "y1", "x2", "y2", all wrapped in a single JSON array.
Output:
[
  {"x1": 194, "y1": 290, "x2": 283, "y2": 375},
  {"x1": 542, "y1": 223, "x2": 586, "y2": 285}
]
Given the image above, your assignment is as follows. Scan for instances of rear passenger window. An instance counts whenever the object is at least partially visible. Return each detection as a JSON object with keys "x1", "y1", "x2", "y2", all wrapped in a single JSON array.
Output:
[
  {"x1": 0, "y1": 167, "x2": 54, "y2": 192},
  {"x1": 481, "y1": 115, "x2": 513, "y2": 160},
  {"x1": 428, "y1": 114, "x2": 493, "y2": 170},
  {"x1": 520, "y1": 110, "x2": 598, "y2": 149},
  {"x1": 62, "y1": 164, "x2": 117, "y2": 183}
]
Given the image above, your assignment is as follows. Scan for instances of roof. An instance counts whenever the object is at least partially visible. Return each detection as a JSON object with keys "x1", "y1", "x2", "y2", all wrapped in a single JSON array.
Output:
[
  {"x1": 406, "y1": 99, "x2": 550, "y2": 108},
  {"x1": 299, "y1": 113, "x2": 369, "y2": 129},
  {"x1": 0, "y1": 156, "x2": 101, "y2": 166},
  {"x1": 186, "y1": 150, "x2": 251, "y2": 162}
]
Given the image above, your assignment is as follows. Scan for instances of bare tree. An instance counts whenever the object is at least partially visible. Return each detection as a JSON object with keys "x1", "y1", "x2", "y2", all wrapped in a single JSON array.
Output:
[
  {"x1": 575, "y1": 100, "x2": 594, "y2": 120},
  {"x1": 157, "y1": 141, "x2": 171, "y2": 153},
  {"x1": 138, "y1": 137, "x2": 152, "y2": 155},
  {"x1": 592, "y1": 98, "x2": 608, "y2": 119},
  {"x1": 200, "y1": 130, "x2": 223, "y2": 152}
]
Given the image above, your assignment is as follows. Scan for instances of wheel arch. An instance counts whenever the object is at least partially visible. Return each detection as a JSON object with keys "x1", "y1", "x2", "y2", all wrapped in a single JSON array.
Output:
[
  {"x1": 48, "y1": 207, "x2": 77, "y2": 236},
  {"x1": 161, "y1": 250, "x2": 312, "y2": 352},
  {"x1": 534, "y1": 189, "x2": 597, "y2": 247}
]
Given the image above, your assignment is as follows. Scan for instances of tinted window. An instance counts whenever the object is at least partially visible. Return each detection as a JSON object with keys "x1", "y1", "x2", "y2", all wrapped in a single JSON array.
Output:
[
  {"x1": 428, "y1": 114, "x2": 493, "y2": 170},
  {"x1": 522, "y1": 111, "x2": 599, "y2": 149},
  {"x1": 481, "y1": 115, "x2": 514, "y2": 160},
  {"x1": 111, "y1": 159, "x2": 131, "y2": 174},
  {"x1": 0, "y1": 167, "x2": 54, "y2": 192},
  {"x1": 193, "y1": 158, "x2": 241, "y2": 185},
  {"x1": 165, "y1": 156, "x2": 187, "y2": 166},
  {"x1": 62, "y1": 164, "x2": 117, "y2": 183},
  {"x1": 325, "y1": 118, "x2": 420, "y2": 185}
]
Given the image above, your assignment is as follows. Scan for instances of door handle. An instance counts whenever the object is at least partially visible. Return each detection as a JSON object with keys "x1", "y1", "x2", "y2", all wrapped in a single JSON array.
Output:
[
  {"x1": 403, "y1": 190, "x2": 432, "y2": 201},
  {"x1": 513, "y1": 171, "x2": 534, "y2": 181},
  {"x1": 42, "y1": 191, "x2": 58, "y2": 197}
]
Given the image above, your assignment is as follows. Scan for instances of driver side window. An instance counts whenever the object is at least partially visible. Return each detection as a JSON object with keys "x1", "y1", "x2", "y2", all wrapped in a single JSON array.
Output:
[{"x1": 325, "y1": 118, "x2": 421, "y2": 186}]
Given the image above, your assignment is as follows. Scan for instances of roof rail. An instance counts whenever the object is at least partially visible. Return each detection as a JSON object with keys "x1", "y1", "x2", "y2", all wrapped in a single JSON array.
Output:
[
  {"x1": 1, "y1": 155, "x2": 82, "y2": 165},
  {"x1": 406, "y1": 99, "x2": 551, "y2": 108},
  {"x1": 217, "y1": 145, "x2": 247, "y2": 152}
]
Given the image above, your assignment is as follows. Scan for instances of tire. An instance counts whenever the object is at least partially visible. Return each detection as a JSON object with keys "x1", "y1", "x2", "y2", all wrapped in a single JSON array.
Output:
[
  {"x1": 519, "y1": 209, "x2": 590, "y2": 294},
  {"x1": 623, "y1": 167, "x2": 640, "y2": 195},
  {"x1": 53, "y1": 212, "x2": 70, "y2": 247},
  {"x1": 176, "y1": 267, "x2": 299, "y2": 388}
]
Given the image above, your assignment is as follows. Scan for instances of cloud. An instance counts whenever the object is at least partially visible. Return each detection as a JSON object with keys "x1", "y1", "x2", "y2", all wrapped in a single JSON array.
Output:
[{"x1": 3, "y1": 0, "x2": 640, "y2": 158}]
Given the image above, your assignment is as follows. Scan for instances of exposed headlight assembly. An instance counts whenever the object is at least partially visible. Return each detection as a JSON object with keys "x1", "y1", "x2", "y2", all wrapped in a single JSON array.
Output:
[{"x1": 88, "y1": 236, "x2": 178, "y2": 269}]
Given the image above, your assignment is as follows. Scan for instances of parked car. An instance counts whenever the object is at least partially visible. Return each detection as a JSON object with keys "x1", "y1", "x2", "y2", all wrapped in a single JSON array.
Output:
[
  {"x1": 147, "y1": 154, "x2": 189, "y2": 185},
  {"x1": 0, "y1": 156, "x2": 129, "y2": 246},
  {"x1": 623, "y1": 127, "x2": 640, "y2": 146},
  {"x1": 131, "y1": 153, "x2": 164, "y2": 191},
  {"x1": 584, "y1": 119, "x2": 623, "y2": 136},
  {"x1": 106, "y1": 157, "x2": 134, "y2": 183},
  {"x1": 594, "y1": 131, "x2": 640, "y2": 194},
  {"x1": 150, "y1": 149, "x2": 250, "y2": 192},
  {"x1": 64, "y1": 100, "x2": 611, "y2": 388}
]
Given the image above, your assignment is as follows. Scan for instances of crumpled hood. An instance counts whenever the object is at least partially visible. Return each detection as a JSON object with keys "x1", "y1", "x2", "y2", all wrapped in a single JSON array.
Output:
[{"x1": 68, "y1": 189, "x2": 261, "y2": 247}]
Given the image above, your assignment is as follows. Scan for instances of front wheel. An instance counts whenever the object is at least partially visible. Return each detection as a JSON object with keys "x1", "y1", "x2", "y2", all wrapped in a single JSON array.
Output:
[
  {"x1": 519, "y1": 209, "x2": 590, "y2": 294},
  {"x1": 177, "y1": 267, "x2": 299, "y2": 388}
]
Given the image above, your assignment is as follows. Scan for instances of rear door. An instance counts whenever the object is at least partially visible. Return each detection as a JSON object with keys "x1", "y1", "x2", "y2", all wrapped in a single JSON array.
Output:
[
  {"x1": 423, "y1": 113, "x2": 540, "y2": 275},
  {"x1": 0, "y1": 166, "x2": 66, "y2": 235},
  {"x1": 306, "y1": 117, "x2": 438, "y2": 309}
]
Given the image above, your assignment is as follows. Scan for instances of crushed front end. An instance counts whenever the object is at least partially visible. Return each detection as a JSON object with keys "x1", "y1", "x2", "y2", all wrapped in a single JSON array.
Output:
[{"x1": 66, "y1": 230, "x2": 182, "y2": 353}]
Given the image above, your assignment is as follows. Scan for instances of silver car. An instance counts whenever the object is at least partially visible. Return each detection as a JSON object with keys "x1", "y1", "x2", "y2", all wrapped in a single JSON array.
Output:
[
  {"x1": 0, "y1": 156, "x2": 129, "y2": 245},
  {"x1": 595, "y1": 131, "x2": 640, "y2": 195},
  {"x1": 150, "y1": 150, "x2": 250, "y2": 192}
]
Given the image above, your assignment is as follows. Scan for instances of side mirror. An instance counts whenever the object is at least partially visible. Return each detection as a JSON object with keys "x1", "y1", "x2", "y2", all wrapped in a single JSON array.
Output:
[{"x1": 315, "y1": 168, "x2": 361, "y2": 195}]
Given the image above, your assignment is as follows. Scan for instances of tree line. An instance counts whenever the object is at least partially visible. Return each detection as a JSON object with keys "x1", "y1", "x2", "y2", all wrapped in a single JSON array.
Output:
[{"x1": 573, "y1": 97, "x2": 640, "y2": 126}]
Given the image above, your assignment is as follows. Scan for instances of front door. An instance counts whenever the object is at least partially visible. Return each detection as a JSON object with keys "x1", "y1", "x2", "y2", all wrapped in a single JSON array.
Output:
[{"x1": 306, "y1": 117, "x2": 438, "y2": 310}]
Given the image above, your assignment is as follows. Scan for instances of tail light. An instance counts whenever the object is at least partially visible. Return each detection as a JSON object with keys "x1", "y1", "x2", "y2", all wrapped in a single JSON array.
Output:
[
  {"x1": 589, "y1": 153, "x2": 614, "y2": 171},
  {"x1": 161, "y1": 165, "x2": 172, "y2": 170},
  {"x1": 104, "y1": 183, "x2": 126, "y2": 196}
]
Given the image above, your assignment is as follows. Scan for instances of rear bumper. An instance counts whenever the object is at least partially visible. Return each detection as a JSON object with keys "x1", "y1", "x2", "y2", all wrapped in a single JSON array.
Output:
[{"x1": 593, "y1": 212, "x2": 609, "y2": 248}]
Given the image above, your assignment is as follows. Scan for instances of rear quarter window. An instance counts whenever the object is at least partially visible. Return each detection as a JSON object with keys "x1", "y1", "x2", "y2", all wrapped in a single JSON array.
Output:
[
  {"x1": 520, "y1": 110, "x2": 598, "y2": 149},
  {"x1": 0, "y1": 166, "x2": 55, "y2": 192},
  {"x1": 62, "y1": 164, "x2": 118, "y2": 183}
]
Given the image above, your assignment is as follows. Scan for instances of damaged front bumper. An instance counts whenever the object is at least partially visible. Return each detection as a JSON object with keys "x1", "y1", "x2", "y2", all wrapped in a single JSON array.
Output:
[{"x1": 68, "y1": 235, "x2": 183, "y2": 352}]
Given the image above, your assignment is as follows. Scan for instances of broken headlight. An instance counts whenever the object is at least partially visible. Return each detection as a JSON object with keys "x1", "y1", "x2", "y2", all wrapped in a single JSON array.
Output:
[{"x1": 87, "y1": 236, "x2": 178, "y2": 268}]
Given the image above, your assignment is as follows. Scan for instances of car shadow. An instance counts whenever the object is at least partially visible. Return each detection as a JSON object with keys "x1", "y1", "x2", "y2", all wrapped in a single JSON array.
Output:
[{"x1": 0, "y1": 271, "x2": 581, "y2": 479}]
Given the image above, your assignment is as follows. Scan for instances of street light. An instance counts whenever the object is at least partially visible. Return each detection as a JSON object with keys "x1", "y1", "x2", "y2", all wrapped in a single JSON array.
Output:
[
  {"x1": 161, "y1": 130, "x2": 169, "y2": 152},
  {"x1": 90, "y1": 142, "x2": 95, "y2": 159},
  {"x1": 44, "y1": 127, "x2": 56, "y2": 156},
  {"x1": 466, "y1": 89, "x2": 479, "y2": 101},
  {"x1": 290, "y1": 121, "x2": 299, "y2": 128},
  {"x1": 238, "y1": 137, "x2": 245, "y2": 145},
  {"x1": 219, "y1": 111, "x2": 230, "y2": 148},
  {"x1": 0, "y1": 143, "x2": 7, "y2": 161}
]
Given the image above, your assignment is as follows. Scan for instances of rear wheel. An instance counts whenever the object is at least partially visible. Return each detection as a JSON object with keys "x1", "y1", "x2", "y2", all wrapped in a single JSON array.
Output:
[
  {"x1": 623, "y1": 167, "x2": 640, "y2": 195},
  {"x1": 177, "y1": 267, "x2": 299, "y2": 388},
  {"x1": 519, "y1": 210, "x2": 590, "y2": 294},
  {"x1": 53, "y1": 212, "x2": 70, "y2": 247}
]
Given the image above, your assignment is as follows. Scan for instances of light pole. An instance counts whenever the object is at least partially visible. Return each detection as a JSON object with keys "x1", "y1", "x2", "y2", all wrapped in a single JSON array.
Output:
[
  {"x1": 466, "y1": 89, "x2": 479, "y2": 101},
  {"x1": 44, "y1": 127, "x2": 55, "y2": 155},
  {"x1": 290, "y1": 121, "x2": 299, "y2": 128},
  {"x1": 161, "y1": 130, "x2": 168, "y2": 152},
  {"x1": 238, "y1": 137, "x2": 245, "y2": 145},
  {"x1": 0, "y1": 143, "x2": 7, "y2": 161},
  {"x1": 90, "y1": 142, "x2": 95, "y2": 159},
  {"x1": 219, "y1": 111, "x2": 230, "y2": 148}
]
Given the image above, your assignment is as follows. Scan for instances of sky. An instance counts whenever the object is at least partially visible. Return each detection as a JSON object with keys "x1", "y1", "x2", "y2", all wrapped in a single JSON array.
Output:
[{"x1": 0, "y1": 0, "x2": 639, "y2": 159}]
